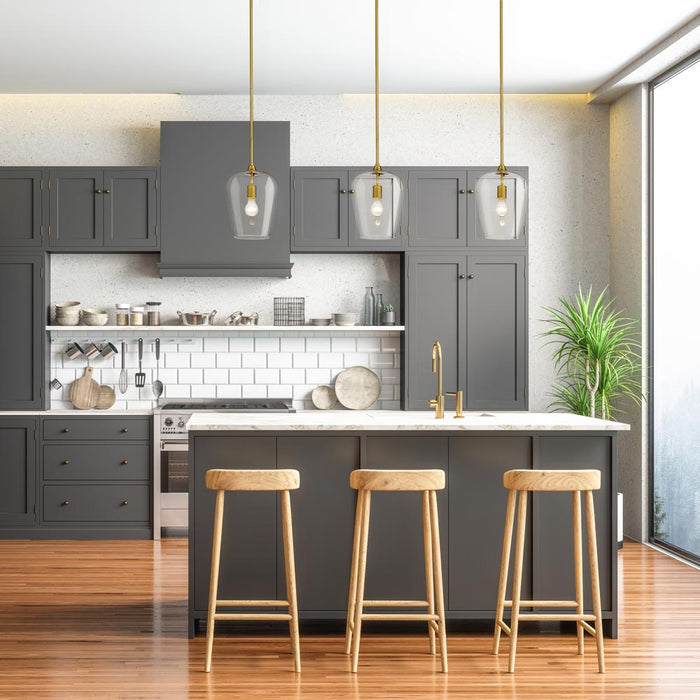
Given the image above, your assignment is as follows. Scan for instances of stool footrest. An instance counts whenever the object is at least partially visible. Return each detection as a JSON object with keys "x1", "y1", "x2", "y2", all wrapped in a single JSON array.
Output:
[
  {"x1": 504, "y1": 599, "x2": 579, "y2": 607},
  {"x1": 361, "y1": 613, "x2": 440, "y2": 622},
  {"x1": 216, "y1": 599, "x2": 289, "y2": 607},
  {"x1": 362, "y1": 600, "x2": 430, "y2": 607},
  {"x1": 516, "y1": 613, "x2": 597, "y2": 622},
  {"x1": 497, "y1": 619, "x2": 511, "y2": 635},
  {"x1": 580, "y1": 620, "x2": 597, "y2": 636},
  {"x1": 213, "y1": 613, "x2": 293, "y2": 622}
]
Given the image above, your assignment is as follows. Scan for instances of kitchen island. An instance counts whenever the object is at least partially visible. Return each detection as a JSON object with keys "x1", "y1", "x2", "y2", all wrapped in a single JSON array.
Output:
[{"x1": 187, "y1": 411, "x2": 628, "y2": 638}]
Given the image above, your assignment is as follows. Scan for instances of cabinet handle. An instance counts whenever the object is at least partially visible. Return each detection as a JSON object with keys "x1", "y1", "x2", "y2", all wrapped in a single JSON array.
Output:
[
  {"x1": 468, "y1": 189, "x2": 475, "y2": 194},
  {"x1": 62, "y1": 428, "x2": 70, "y2": 433},
  {"x1": 122, "y1": 428, "x2": 128, "y2": 433},
  {"x1": 62, "y1": 460, "x2": 70, "y2": 465},
  {"x1": 95, "y1": 189, "x2": 102, "y2": 194},
  {"x1": 121, "y1": 460, "x2": 129, "y2": 465},
  {"x1": 349, "y1": 189, "x2": 356, "y2": 194},
  {"x1": 61, "y1": 500, "x2": 70, "y2": 506},
  {"x1": 340, "y1": 189, "x2": 347, "y2": 194},
  {"x1": 459, "y1": 274, "x2": 466, "y2": 279},
  {"x1": 104, "y1": 189, "x2": 111, "y2": 194},
  {"x1": 459, "y1": 189, "x2": 466, "y2": 194},
  {"x1": 468, "y1": 274, "x2": 475, "y2": 279},
  {"x1": 121, "y1": 500, "x2": 129, "y2": 506}
]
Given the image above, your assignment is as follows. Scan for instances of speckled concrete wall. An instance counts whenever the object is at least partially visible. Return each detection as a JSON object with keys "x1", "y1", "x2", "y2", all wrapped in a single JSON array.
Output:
[
  {"x1": 0, "y1": 93, "x2": 611, "y2": 409},
  {"x1": 610, "y1": 85, "x2": 648, "y2": 541}
]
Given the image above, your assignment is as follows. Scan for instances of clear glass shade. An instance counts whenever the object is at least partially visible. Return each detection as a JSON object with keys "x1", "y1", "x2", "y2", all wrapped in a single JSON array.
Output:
[
  {"x1": 227, "y1": 170, "x2": 277, "y2": 240},
  {"x1": 475, "y1": 169, "x2": 527, "y2": 240},
  {"x1": 351, "y1": 170, "x2": 402, "y2": 240}
]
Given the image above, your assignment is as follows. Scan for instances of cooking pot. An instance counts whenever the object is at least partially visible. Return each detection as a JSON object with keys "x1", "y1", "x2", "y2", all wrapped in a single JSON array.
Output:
[
  {"x1": 224, "y1": 311, "x2": 259, "y2": 326},
  {"x1": 176, "y1": 310, "x2": 217, "y2": 326}
]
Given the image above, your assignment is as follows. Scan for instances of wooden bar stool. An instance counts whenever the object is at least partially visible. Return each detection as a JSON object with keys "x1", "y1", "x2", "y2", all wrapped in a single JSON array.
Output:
[
  {"x1": 344, "y1": 469, "x2": 448, "y2": 673},
  {"x1": 204, "y1": 468, "x2": 301, "y2": 673},
  {"x1": 493, "y1": 469, "x2": 605, "y2": 673}
]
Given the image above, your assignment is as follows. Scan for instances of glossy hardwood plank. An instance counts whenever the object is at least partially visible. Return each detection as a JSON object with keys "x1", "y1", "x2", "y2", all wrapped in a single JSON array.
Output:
[{"x1": 0, "y1": 540, "x2": 698, "y2": 699}]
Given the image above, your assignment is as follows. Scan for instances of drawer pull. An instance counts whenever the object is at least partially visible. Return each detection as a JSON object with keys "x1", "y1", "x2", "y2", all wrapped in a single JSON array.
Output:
[
  {"x1": 122, "y1": 428, "x2": 129, "y2": 433},
  {"x1": 62, "y1": 428, "x2": 70, "y2": 433},
  {"x1": 121, "y1": 500, "x2": 129, "y2": 506},
  {"x1": 121, "y1": 460, "x2": 129, "y2": 465},
  {"x1": 62, "y1": 460, "x2": 70, "y2": 465},
  {"x1": 61, "y1": 500, "x2": 70, "y2": 506}
]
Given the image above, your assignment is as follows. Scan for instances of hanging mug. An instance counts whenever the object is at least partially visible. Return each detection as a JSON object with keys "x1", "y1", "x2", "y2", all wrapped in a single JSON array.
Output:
[
  {"x1": 65, "y1": 342, "x2": 84, "y2": 360},
  {"x1": 100, "y1": 342, "x2": 118, "y2": 359}
]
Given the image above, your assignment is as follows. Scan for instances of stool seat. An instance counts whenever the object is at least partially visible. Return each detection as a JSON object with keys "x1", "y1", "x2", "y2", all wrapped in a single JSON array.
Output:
[
  {"x1": 205, "y1": 468, "x2": 300, "y2": 491},
  {"x1": 503, "y1": 469, "x2": 600, "y2": 492},
  {"x1": 350, "y1": 469, "x2": 445, "y2": 491}
]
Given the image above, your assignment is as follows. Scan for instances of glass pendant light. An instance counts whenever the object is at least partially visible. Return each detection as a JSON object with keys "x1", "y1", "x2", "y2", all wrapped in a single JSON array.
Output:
[
  {"x1": 352, "y1": 0, "x2": 402, "y2": 240},
  {"x1": 227, "y1": 0, "x2": 277, "y2": 240},
  {"x1": 475, "y1": 0, "x2": 527, "y2": 240}
]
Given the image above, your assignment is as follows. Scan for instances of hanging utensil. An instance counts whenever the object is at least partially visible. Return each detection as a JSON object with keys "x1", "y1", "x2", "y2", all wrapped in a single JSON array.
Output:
[
  {"x1": 152, "y1": 338, "x2": 164, "y2": 399},
  {"x1": 135, "y1": 337, "x2": 146, "y2": 388},
  {"x1": 118, "y1": 341, "x2": 128, "y2": 394}
]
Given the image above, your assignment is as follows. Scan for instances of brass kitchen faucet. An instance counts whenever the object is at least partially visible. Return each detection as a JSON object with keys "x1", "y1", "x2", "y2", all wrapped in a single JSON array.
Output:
[{"x1": 427, "y1": 340, "x2": 445, "y2": 419}]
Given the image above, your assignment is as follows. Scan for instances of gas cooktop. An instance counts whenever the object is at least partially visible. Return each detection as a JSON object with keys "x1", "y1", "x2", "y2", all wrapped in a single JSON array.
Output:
[{"x1": 160, "y1": 399, "x2": 295, "y2": 412}]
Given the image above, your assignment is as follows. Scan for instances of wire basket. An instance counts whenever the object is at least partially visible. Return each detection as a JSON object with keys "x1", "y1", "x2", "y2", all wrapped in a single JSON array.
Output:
[{"x1": 274, "y1": 297, "x2": 305, "y2": 326}]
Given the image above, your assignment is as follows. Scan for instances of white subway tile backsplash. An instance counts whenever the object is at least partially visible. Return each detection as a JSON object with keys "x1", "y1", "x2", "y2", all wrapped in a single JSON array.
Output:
[
  {"x1": 163, "y1": 385, "x2": 191, "y2": 398},
  {"x1": 204, "y1": 368, "x2": 229, "y2": 384},
  {"x1": 369, "y1": 353, "x2": 395, "y2": 369},
  {"x1": 229, "y1": 338, "x2": 255, "y2": 352},
  {"x1": 241, "y1": 352, "x2": 267, "y2": 368},
  {"x1": 178, "y1": 368, "x2": 204, "y2": 384},
  {"x1": 293, "y1": 353, "x2": 317, "y2": 369},
  {"x1": 381, "y1": 337, "x2": 401, "y2": 353},
  {"x1": 280, "y1": 338, "x2": 305, "y2": 352},
  {"x1": 381, "y1": 369, "x2": 400, "y2": 383},
  {"x1": 357, "y1": 337, "x2": 381, "y2": 352},
  {"x1": 331, "y1": 337, "x2": 356, "y2": 352},
  {"x1": 229, "y1": 368, "x2": 255, "y2": 384},
  {"x1": 268, "y1": 353, "x2": 293, "y2": 369},
  {"x1": 242, "y1": 385, "x2": 268, "y2": 399},
  {"x1": 191, "y1": 353, "x2": 217, "y2": 368},
  {"x1": 305, "y1": 368, "x2": 331, "y2": 385},
  {"x1": 255, "y1": 337, "x2": 280, "y2": 352},
  {"x1": 267, "y1": 384, "x2": 294, "y2": 399},
  {"x1": 280, "y1": 368, "x2": 306, "y2": 384},
  {"x1": 318, "y1": 352, "x2": 343, "y2": 368},
  {"x1": 204, "y1": 338, "x2": 229, "y2": 352},
  {"x1": 216, "y1": 384, "x2": 243, "y2": 398},
  {"x1": 255, "y1": 368, "x2": 280, "y2": 384},
  {"x1": 306, "y1": 337, "x2": 331, "y2": 353},
  {"x1": 344, "y1": 353, "x2": 369, "y2": 367},
  {"x1": 293, "y1": 384, "x2": 314, "y2": 400},
  {"x1": 183, "y1": 338, "x2": 204, "y2": 352},
  {"x1": 191, "y1": 385, "x2": 217, "y2": 398},
  {"x1": 216, "y1": 352, "x2": 242, "y2": 368},
  {"x1": 165, "y1": 353, "x2": 190, "y2": 368}
]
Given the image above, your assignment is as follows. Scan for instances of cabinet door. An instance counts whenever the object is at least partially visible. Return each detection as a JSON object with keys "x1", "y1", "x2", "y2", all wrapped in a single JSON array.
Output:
[
  {"x1": 191, "y1": 436, "x2": 277, "y2": 611},
  {"x1": 0, "y1": 254, "x2": 44, "y2": 409},
  {"x1": 103, "y1": 169, "x2": 158, "y2": 249},
  {"x1": 48, "y1": 169, "x2": 103, "y2": 248},
  {"x1": 363, "y1": 436, "x2": 448, "y2": 603},
  {"x1": 448, "y1": 436, "x2": 532, "y2": 611},
  {"x1": 406, "y1": 255, "x2": 466, "y2": 410},
  {"x1": 291, "y1": 168, "x2": 348, "y2": 249},
  {"x1": 277, "y1": 436, "x2": 360, "y2": 612},
  {"x1": 348, "y1": 167, "x2": 406, "y2": 250},
  {"x1": 534, "y1": 436, "x2": 613, "y2": 612},
  {"x1": 0, "y1": 418, "x2": 36, "y2": 525},
  {"x1": 0, "y1": 169, "x2": 44, "y2": 248},
  {"x1": 466, "y1": 255, "x2": 527, "y2": 410},
  {"x1": 407, "y1": 169, "x2": 467, "y2": 247},
  {"x1": 467, "y1": 167, "x2": 528, "y2": 247}
]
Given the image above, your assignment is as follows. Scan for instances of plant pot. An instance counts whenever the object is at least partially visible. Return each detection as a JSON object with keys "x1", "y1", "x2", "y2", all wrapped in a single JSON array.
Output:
[{"x1": 381, "y1": 311, "x2": 396, "y2": 325}]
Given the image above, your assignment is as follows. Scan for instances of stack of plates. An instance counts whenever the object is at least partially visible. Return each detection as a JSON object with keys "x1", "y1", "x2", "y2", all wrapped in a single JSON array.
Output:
[
  {"x1": 333, "y1": 313, "x2": 358, "y2": 327},
  {"x1": 309, "y1": 318, "x2": 331, "y2": 326}
]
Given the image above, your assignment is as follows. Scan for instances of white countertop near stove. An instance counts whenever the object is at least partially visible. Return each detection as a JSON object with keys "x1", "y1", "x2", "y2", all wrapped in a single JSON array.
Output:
[{"x1": 186, "y1": 410, "x2": 630, "y2": 432}]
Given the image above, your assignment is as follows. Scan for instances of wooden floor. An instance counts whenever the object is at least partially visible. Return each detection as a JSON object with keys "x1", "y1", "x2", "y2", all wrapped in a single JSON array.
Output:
[{"x1": 0, "y1": 540, "x2": 698, "y2": 700}]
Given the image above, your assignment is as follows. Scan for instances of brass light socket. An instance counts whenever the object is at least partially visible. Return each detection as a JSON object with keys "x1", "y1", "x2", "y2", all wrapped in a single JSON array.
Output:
[
  {"x1": 372, "y1": 183, "x2": 383, "y2": 200},
  {"x1": 497, "y1": 183, "x2": 507, "y2": 200},
  {"x1": 247, "y1": 183, "x2": 257, "y2": 199}
]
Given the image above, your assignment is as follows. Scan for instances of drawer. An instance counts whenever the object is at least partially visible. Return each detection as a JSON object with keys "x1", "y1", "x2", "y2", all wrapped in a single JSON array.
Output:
[
  {"x1": 43, "y1": 484, "x2": 150, "y2": 522},
  {"x1": 43, "y1": 444, "x2": 150, "y2": 481},
  {"x1": 43, "y1": 418, "x2": 150, "y2": 442}
]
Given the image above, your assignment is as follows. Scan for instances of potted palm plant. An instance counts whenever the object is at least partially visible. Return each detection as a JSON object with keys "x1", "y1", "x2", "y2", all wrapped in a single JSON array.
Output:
[{"x1": 541, "y1": 287, "x2": 643, "y2": 420}]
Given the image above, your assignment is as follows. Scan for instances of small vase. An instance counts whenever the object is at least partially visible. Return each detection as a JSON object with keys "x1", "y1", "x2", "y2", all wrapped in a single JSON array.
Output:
[
  {"x1": 374, "y1": 293, "x2": 384, "y2": 327},
  {"x1": 363, "y1": 286, "x2": 375, "y2": 326},
  {"x1": 381, "y1": 311, "x2": 396, "y2": 326}
]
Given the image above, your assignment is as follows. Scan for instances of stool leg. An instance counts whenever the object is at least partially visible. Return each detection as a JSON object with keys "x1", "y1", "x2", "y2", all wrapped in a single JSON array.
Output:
[
  {"x1": 429, "y1": 490, "x2": 448, "y2": 673},
  {"x1": 493, "y1": 488, "x2": 517, "y2": 655},
  {"x1": 585, "y1": 490, "x2": 605, "y2": 673},
  {"x1": 345, "y1": 489, "x2": 364, "y2": 654},
  {"x1": 573, "y1": 490, "x2": 584, "y2": 656},
  {"x1": 508, "y1": 490, "x2": 528, "y2": 674},
  {"x1": 351, "y1": 490, "x2": 371, "y2": 673},
  {"x1": 422, "y1": 490, "x2": 436, "y2": 655},
  {"x1": 205, "y1": 489, "x2": 225, "y2": 673},
  {"x1": 281, "y1": 489, "x2": 301, "y2": 673}
]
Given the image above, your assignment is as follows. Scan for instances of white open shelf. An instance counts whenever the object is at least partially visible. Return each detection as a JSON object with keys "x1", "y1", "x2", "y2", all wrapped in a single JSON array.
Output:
[{"x1": 46, "y1": 325, "x2": 405, "y2": 332}]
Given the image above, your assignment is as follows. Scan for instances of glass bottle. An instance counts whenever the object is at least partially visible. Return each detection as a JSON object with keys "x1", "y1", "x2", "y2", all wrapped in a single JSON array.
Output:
[
  {"x1": 363, "y1": 286, "x2": 375, "y2": 326},
  {"x1": 374, "y1": 292, "x2": 384, "y2": 326}
]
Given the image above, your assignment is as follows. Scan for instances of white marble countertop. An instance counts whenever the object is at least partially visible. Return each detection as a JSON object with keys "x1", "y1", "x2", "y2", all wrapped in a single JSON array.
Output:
[{"x1": 187, "y1": 410, "x2": 630, "y2": 432}]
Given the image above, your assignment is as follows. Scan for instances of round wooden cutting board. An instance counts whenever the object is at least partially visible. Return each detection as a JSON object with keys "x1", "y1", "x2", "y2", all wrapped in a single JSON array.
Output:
[
  {"x1": 95, "y1": 385, "x2": 116, "y2": 410},
  {"x1": 69, "y1": 367, "x2": 100, "y2": 409}
]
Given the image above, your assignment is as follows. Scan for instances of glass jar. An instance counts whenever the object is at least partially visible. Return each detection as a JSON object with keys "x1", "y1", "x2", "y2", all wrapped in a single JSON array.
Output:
[
  {"x1": 146, "y1": 301, "x2": 162, "y2": 326},
  {"x1": 130, "y1": 305, "x2": 145, "y2": 326},
  {"x1": 115, "y1": 303, "x2": 130, "y2": 326}
]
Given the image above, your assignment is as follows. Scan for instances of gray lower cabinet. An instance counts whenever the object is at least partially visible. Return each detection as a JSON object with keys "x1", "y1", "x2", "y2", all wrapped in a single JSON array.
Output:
[
  {"x1": 40, "y1": 416, "x2": 152, "y2": 538},
  {"x1": 160, "y1": 121, "x2": 291, "y2": 277},
  {"x1": 0, "y1": 168, "x2": 45, "y2": 248},
  {"x1": 0, "y1": 254, "x2": 45, "y2": 410},
  {"x1": 48, "y1": 167, "x2": 158, "y2": 250},
  {"x1": 0, "y1": 418, "x2": 37, "y2": 526},
  {"x1": 406, "y1": 253, "x2": 526, "y2": 411}
]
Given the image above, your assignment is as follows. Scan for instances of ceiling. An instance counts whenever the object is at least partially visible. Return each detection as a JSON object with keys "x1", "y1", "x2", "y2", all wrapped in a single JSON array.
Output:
[{"x1": 0, "y1": 0, "x2": 698, "y2": 95}]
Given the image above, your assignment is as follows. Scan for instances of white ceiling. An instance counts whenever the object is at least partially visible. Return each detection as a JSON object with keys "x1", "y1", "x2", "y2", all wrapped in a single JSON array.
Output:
[{"x1": 0, "y1": 0, "x2": 698, "y2": 95}]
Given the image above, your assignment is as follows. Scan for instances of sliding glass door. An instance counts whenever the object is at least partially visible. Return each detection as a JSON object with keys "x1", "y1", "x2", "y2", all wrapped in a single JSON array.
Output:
[{"x1": 650, "y1": 53, "x2": 700, "y2": 561}]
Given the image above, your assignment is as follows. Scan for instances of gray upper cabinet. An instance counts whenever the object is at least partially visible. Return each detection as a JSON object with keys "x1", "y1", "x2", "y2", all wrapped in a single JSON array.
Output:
[
  {"x1": 291, "y1": 167, "x2": 405, "y2": 251},
  {"x1": 0, "y1": 254, "x2": 45, "y2": 410},
  {"x1": 466, "y1": 256, "x2": 527, "y2": 410},
  {"x1": 0, "y1": 418, "x2": 37, "y2": 526},
  {"x1": 0, "y1": 169, "x2": 45, "y2": 248},
  {"x1": 48, "y1": 168, "x2": 158, "y2": 251},
  {"x1": 160, "y1": 121, "x2": 292, "y2": 277},
  {"x1": 407, "y1": 169, "x2": 467, "y2": 248}
]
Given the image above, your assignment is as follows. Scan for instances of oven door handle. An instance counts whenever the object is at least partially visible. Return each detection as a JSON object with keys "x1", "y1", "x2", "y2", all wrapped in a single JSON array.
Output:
[{"x1": 161, "y1": 442, "x2": 189, "y2": 452}]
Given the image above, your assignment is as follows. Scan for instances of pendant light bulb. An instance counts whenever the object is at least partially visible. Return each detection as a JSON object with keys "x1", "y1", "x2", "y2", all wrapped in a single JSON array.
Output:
[
  {"x1": 370, "y1": 197, "x2": 384, "y2": 217},
  {"x1": 496, "y1": 196, "x2": 508, "y2": 218},
  {"x1": 245, "y1": 198, "x2": 259, "y2": 217}
]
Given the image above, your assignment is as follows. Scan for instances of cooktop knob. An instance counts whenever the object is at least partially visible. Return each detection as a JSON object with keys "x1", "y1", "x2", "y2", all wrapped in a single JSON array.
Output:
[
  {"x1": 177, "y1": 418, "x2": 186, "y2": 428},
  {"x1": 164, "y1": 417, "x2": 173, "y2": 427}
]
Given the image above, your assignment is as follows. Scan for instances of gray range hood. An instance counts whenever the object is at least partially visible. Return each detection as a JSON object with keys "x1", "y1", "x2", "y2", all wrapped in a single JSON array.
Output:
[{"x1": 158, "y1": 121, "x2": 293, "y2": 278}]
